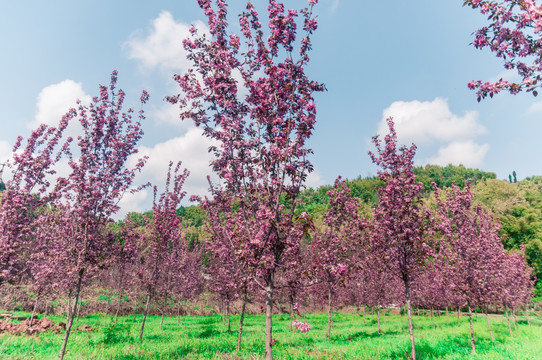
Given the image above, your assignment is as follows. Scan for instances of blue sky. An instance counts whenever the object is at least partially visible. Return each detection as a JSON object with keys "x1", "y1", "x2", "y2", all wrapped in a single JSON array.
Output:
[{"x1": 1, "y1": 0, "x2": 541, "y2": 215}]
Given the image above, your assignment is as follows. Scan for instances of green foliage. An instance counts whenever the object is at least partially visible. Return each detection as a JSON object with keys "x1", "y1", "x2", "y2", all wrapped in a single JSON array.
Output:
[
  {"x1": 97, "y1": 295, "x2": 113, "y2": 303},
  {"x1": 525, "y1": 239, "x2": 542, "y2": 281},
  {"x1": 472, "y1": 177, "x2": 542, "y2": 280},
  {"x1": 414, "y1": 164, "x2": 496, "y2": 192},
  {"x1": 177, "y1": 205, "x2": 206, "y2": 228}
]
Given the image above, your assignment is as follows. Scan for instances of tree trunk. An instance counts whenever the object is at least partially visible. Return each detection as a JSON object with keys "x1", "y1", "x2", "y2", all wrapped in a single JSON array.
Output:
[
  {"x1": 220, "y1": 301, "x2": 225, "y2": 326},
  {"x1": 505, "y1": 307, "x2": 513, "y2": 337},
  {"x1": 44, "y1": 301, "x2": 49, "y2": 318},
  {"x1": 526, "y1": 304, "x2": 530, "y2": 326},
  {"x1": 362, "y1": 306, "x2": 366, "y2": 326},
  {"x1": 431, "y1": 308, "x2": 436, "y2": 329},
  {"x1": 177, "y1": 305, "x2": 181, "y2": 326},
  {"x1": 139, "y1": 293, "x2": 151, "y2": 342},
  {"x1": 376, "y1": 306, "x2": 381, "y2": 334},
  {"x1": 512, "y1": 309, "x2": 517, "y2": 330},
  {"x1": 75, "y1": 299, "x2": 81, "y2": 324},
  {"x1": 264, "y1": 280, "x2": 274, "y2": 360},
  {"x1": 457, "y1": 307, "x2": 460, "y2": 325},
  {"x1": 114, "y1": 293, "x2": 122, "y2": 325},
  {"x1": 58, "y1": 272, "x2": 84, "y2": 360},
  {"x1": 404, "y1": 279, "x2": 416, "y2": 360},
  {"x1": 289, "y1": 295, "x2": 293, "y2": 331},
  {"x1": 29, "y1": 296, "x2": 39, "y2": 327},
  {"x1": 485, "y1": 306, "x2": 494, "y2": 342},
  {"x1": 468, "y1": 305, "x2": 476, "y2": 354},
  {"x1": 446, "y1": 306, "x2": 449, "y2": 326},
  {"x1": 160, "y1": 313, "x2": 164, "y2": 331},
  {"x1": 132, "y1": 302, "x2": 137, "y2": 322},
  {"x1": 226, "y1": 301, "x2": 231, "y2": 333},
  {"x1": 237, "y1": 293, "x2": 248, "y2": 351},
  {"x1": 65, "y1": 297, "x2": 71, "y2": 324},
  {"x1": 327, "y1": 286, "x2": 333, "y2": 341}
]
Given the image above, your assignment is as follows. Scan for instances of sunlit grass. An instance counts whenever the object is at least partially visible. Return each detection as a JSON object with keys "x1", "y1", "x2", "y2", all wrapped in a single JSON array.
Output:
[{"x1": 0, "y1": 310, "x2": 540, "y2": 359}]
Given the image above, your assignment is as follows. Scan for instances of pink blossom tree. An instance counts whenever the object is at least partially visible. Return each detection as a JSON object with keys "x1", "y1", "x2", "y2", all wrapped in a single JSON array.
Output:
[
  {"x1": 499, "y1": 246, "x2": 535, "y2": 335},
  {"x1": 202, "y1": 188, "x2": 262, "y2": 349},
  {"x1": 167, "y1": 1, "x2": 323, "y2": 358},
  {"x1": 311, "y1": 177, "x2": 363, "y2": 340},
  {"x1": 134, "y1": 162, "x2": 197, "y2": 341},
  {"x1": 108, "y1": 217, "x2": 141, "y2": 325},
  {"x1": 464, "y1": 0, "x2": 542, "y2": 99},
  {"x1": 28, "y1": 71, "x2": 148, "y2": 360},
  {"x1": 355, "y1": 212, "x2": 410, "y2": 334},
  {"x1": 0, "y1": 117, "x2": 73, "y2": 286},
  {"x1": 434, "y1": 183, "x2": 507, "y2": 353},
  {"x1": 369, "y1": 118, "x2": 431, "y2": 360}
]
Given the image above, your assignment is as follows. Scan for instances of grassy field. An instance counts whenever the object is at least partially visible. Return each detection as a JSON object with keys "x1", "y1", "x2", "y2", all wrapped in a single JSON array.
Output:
[{"x1": 0, "y1": 310, "x2": 541, "y2": 359}]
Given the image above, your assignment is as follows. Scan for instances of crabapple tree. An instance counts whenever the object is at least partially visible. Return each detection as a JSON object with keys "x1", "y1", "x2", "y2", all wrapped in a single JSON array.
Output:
[
  {"x1": 369, "y1": 118, "x2": 431, "y2": 360},
  {"x1": 29, "y1": 71, "x2": 148, "y2": 360},
  {"x1": 167, "y1": 1, "x2": 323, "y2": 358}
]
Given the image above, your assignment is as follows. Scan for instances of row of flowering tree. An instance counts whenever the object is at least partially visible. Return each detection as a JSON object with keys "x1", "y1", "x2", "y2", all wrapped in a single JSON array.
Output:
[{"x1": 0, "y1": 111, "x2": 535, "y2": 359}]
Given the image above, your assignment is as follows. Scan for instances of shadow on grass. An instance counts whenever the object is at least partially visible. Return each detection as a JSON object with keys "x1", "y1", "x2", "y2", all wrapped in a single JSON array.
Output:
[
  {"x1": 382, "y1": 333, "x2": 493, "y2": 359},
  {"x1": 98, "y1": 324, "x2": 134, "y2": 345}
]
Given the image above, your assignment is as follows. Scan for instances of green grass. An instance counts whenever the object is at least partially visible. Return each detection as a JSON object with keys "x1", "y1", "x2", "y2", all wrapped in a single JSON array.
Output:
[{"x1": 0, "y1": 310, "x2": 541, "y2": 359}]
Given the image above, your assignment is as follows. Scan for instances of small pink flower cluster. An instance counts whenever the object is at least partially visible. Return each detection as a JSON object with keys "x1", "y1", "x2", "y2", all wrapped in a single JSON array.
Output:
[{"x1": 292, "y1": 318, "x2": 311, "y2": 333}]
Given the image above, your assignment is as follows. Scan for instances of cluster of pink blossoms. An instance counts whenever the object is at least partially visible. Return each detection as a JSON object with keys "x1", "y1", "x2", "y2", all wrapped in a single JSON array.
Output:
[
  {"x1": 464, "y1": 0, "x2": 542, "y2": 99},
  {"x1": 292, "y1": 318, "x2": 311, "y2": 333}
]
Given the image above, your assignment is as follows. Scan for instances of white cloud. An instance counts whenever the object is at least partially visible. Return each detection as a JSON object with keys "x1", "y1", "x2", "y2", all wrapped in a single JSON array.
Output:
[
  {"x1": 426, "y1": 141, "x2": 490, "y2": 168},
  {"x1": 0, "y1": 141, "x2": 11, "y2": 163},
  {"x1": 379, "y1": 98, "x2": 484, "y2": 145},
  {"x1": 153, "y1": 100, "x2": 192, "y2": 130},
  {"x1": 124, "y1": 11, "x2": 208, "y2": 72},
  {"x1": 527, "y1": 101, "x2": 542, "y2": 114},
  {"x1": 117, "y1": 188, "x2": 150, "y2": 217},
  {"x1": 305, "y1": 169, "x2": 325, "y2": 189},
  {"x1": 330, "y1": 0, "x2": 340, "y2": 13},
  {"x1": 28, "y1": 79, "x2": 91, "y2": 130},
  {"x1": 0, "y1": 141, "x2": 12, "y2": 183},
  {"x1": 379, "y1": 98, "x2": 490, "y2": 168},
  {"x1": 118, "y1": 126, "x2": 217, "y2": 216},
  {"x1": 490, "y1": 69, "x2": 521, "y2": 84}
]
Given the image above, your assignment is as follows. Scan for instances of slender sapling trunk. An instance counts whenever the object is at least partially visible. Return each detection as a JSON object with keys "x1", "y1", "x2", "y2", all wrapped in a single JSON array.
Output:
[
  {"x1": 327, "y1": 286, "x2": 333, "y2": 341},
  {"x1": 457, "y1": 307, "x2": 460, "y2": 325},
  {"x1": 468, "y1": 305, "x2": 476, "y2": 354},
  {"x1": 265, "y1": 281, "x2": 274, "y2": 360},
  {"x1": 505, "y1": 307, "x2": 513, "y2": 337},
  {"x1": 376, "y1": 306, "x2": 381, "y2": 334},
  {"x1": 139, "y1": 293, "x2": 151, "y2": 342},
  {"x1": 237, "y1": 293, "x2": 248, "y2": 351},
  {"x1": 58, "y1": 272, "x2": 83, "y2": 360},
  {"x1": 226, "y1": 301, "x2": 231, "y2": 333},
  {"x1": 114, "y1": 293, "x2": 122, "y2": 325},
  {"x1": 29, "y1": 296, "x2": 39, "y2": 327},
  {"x1": 404, "y1": 280, "x2": 416, "y2": 360},
  {"x1": 485, "y1": 306, "x2": 494, "y2": 342}
]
